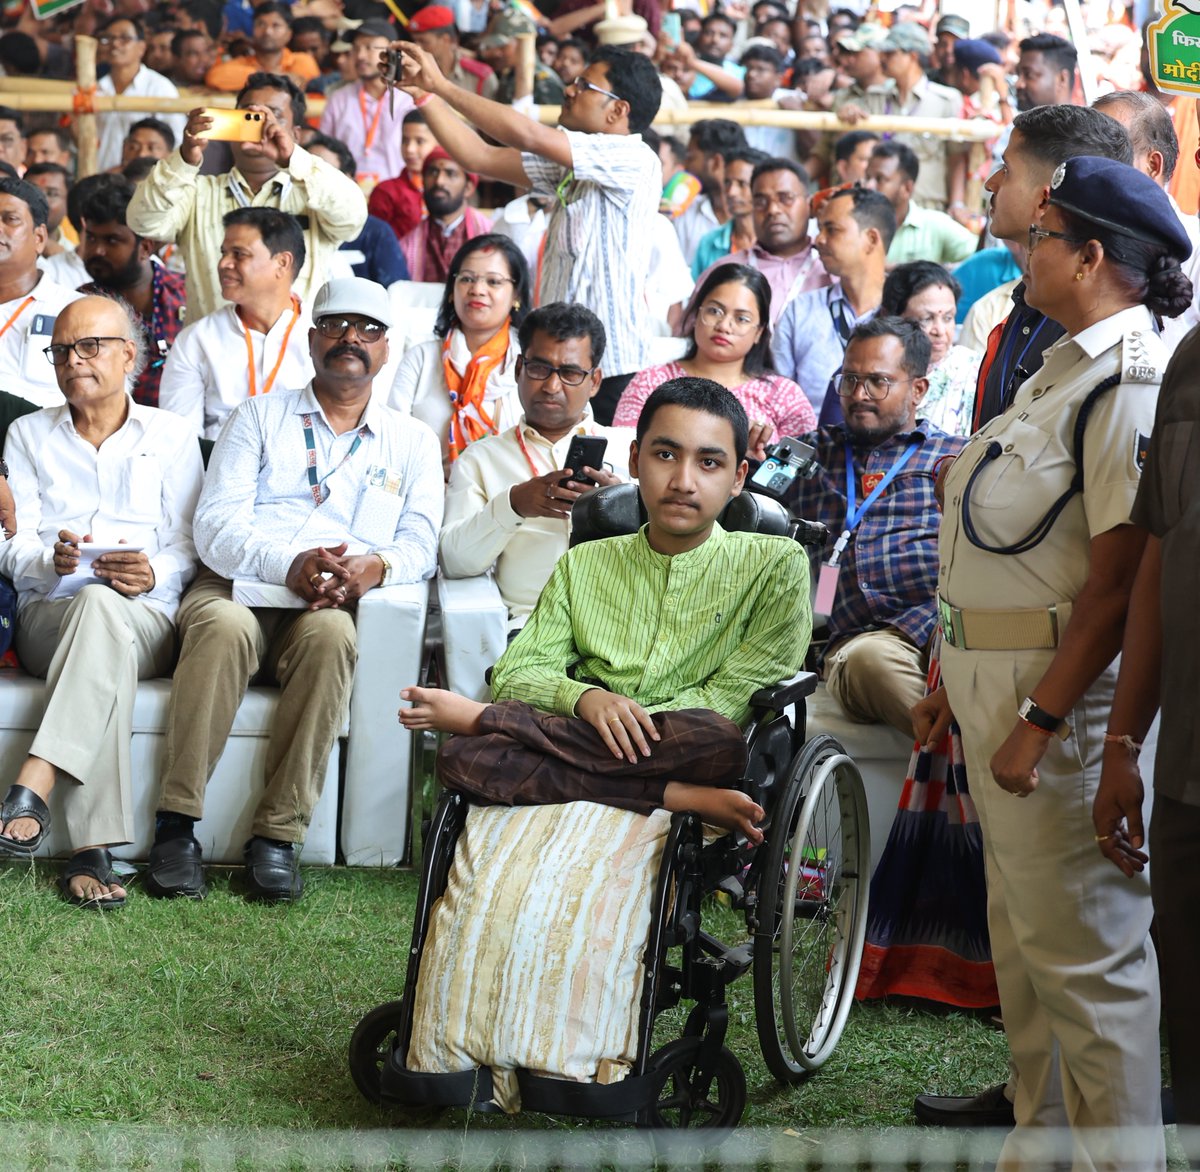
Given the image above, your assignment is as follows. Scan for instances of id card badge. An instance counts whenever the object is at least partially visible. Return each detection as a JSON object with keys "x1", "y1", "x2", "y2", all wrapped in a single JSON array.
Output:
[{"x1": 814, "y1": 561, "x2": 839, "y2": 617}]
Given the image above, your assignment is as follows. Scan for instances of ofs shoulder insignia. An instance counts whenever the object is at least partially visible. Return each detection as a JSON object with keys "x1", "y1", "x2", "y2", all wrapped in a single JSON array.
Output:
[{"x1": 1121, "y1": 330, "x2": 1166, "y2": 385}]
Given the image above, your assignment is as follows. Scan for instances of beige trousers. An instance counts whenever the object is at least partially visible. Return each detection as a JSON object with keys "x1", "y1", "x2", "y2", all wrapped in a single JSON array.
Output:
[
  {"x1": 158, "y1": 570, "x2": 357, "y2": 844},
  {"x1": 941, "y1": 643, "x2": 1164, "y2": 1172},
  {"x1": 823, "y1": 626, "x2": 927, "y2": 739},
  {"x1": 17, "y1": 586, "x2": 177, "y2": 848}
]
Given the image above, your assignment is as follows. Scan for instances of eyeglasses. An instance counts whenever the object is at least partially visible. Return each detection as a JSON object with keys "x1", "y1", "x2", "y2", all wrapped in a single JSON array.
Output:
[
  {"x1": 908, "y1": 311, "x2": 956, "y2": 331},
  {"x1": 836, "y1": 371, "x2": 912, "y2": 400},
  {"x1": 571, "y1": 75, "x2": 621, "y2": 103},
  {"x1": 98, "y1": 34, "x2": 139, "y2": 45},
  {"x1": 751, "y1": 190, "x2": 804, "y2": 212},
  {"x1": 43, "y1": 336, "x2": 129, "y2": 365},
  {"x1": 520, "y1": 357, "x2": 595, "y2": 387},
  {"x1": 698, "y1": 303, "x2": 759, "y2": 334},
  {"x1": 1027, "y1": 224, "x2": 1082, "y2": 253},
  {"x1": 315, "y1": 316, "x2": 387, "y2": 343},
  {"x1": 454, "y1": 271, "x2": 516, "y2": 290}
]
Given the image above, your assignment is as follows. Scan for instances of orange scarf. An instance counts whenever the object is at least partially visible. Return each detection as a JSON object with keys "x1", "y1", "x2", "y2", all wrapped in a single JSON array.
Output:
[{"x1": 442, "y1": 322, "x2": 511, "y2": 462}]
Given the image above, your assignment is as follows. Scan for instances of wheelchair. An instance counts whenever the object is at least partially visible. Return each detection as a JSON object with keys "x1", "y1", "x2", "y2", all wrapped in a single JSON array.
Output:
[{"x1": 349, "y1": 484, "x2": 870, "y2": 1129}]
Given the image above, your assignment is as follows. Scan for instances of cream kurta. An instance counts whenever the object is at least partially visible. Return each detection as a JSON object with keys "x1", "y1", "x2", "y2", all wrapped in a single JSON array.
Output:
[{"x1": 937, "y1": 304, "x2": 1167, "y2": 1170}]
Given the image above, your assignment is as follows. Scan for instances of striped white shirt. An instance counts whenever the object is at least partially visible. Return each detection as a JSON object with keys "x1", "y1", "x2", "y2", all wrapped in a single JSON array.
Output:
[{"x1": 522, "y1": 130, "x2": 660, "y2": 378}]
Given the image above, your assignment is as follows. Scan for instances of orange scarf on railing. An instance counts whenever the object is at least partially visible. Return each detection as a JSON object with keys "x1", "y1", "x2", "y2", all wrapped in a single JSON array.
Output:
[{"x1": 442, "y1": 322, "x2": 511, "y2": 462}]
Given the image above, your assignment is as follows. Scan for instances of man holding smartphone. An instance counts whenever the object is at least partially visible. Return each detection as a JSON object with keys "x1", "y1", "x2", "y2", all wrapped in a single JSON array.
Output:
[{"x1": 440, "y1": 303, "x2": 631, "y2": 634}]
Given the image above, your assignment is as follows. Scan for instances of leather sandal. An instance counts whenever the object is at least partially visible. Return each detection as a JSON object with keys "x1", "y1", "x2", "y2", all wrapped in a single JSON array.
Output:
[
  {"x1": 59, "y1": 847, "x2": 127, "y2": 911},
  {"x1": 0, "y1": 784, "x2": 51, "y2": 856}
]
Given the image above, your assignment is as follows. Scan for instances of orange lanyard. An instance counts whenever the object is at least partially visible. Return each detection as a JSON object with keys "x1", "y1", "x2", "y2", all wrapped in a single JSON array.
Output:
[
  {"x1": 0, "y1": 295, "x2": 34, "y2": 344},
  {"x1": 241, "y1": 298, "x2": 300, "y2": 398},
  {"x1": 358, "y1": 87, "x2": 385, "y2": 152},
  {"x1": 514, "y1": 426, "x2": 545, "y2": 478}
]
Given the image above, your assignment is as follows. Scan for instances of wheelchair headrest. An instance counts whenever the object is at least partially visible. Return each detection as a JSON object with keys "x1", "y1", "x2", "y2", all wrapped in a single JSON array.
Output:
[{"x1": 569, "y1": 483, "x2": 790, "y2": 546}]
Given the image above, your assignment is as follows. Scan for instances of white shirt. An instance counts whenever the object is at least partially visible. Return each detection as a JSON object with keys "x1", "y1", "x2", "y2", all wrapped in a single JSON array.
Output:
[
  {"x1": 37, "y1": 248, "x2": 88, "y2": 291},
  {"x1": 440, "y1": 410, "x2": 634, "y2": 629},
  {"x1": 489, "y1": 195, "x2": 550, "y2": 274},
  {"x1": 522, "y1": 130, "x2": 661, "y2": 378},
  {"x1": 0, "y1": 399, "x2": 203, "y2": 618},
  {"x1": 0, "y1": 274, "x2": 83, "y2": 408},
  {"x1": 97, "y1": 66, "x2": 187, "y2": 173},
  {"x1": 646, "y1": 212, "x2": 694, "y2": 331},
  {"x1": 158, "y1": 300, "x2": 314, "y2": 439},
  {"x1": 674, "y1": 194, "x2": 720, "y2": 268},
  {"x1": 195, "y1": 382, "x2": 443, "y2": 585},
  {"x1": 388, "y1": 332, "x2": 522, "y2": 472}
]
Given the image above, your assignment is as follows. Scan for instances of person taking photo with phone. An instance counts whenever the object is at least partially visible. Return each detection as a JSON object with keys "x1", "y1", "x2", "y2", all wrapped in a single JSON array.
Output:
[
  {"x1": 127, "y1": 72, "x2": 366, "y2": 319},
  {"x1": 439, "y1": 302, "x2": 630, "y2": 635}
]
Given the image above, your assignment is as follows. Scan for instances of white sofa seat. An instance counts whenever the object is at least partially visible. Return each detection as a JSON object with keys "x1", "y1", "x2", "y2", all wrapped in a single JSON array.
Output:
[
  {"x1": 436, "y1": 572, "x2": 508, "y2": 703},
  {"x1": 805, "y1": 684, "x2": 914, "y2": 876},
  {"x1": 340, "y1": 581, "x2": 431, "y2": 866},
  {"x1": 1, "y1": 676, "x2": 339, "y2": 865}
]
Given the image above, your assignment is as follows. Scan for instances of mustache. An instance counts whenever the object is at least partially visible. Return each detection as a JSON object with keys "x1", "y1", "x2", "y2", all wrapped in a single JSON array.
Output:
[{"x1": 327, "y1": 342, "x2": 369, "y2": 365}]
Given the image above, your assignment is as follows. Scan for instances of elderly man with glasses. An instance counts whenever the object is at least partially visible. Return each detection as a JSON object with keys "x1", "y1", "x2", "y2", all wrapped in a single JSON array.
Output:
[
  {"x1": 783, "y1": 316, "x2": 964, "y2": 736},
  {"x1": 0, "y1": 295, "x2": 204, "y2": 908},
  {"x1": 142, "y1": 278, "x2": 443, "y2": 904},
  {"x1": 441, "y1": 301, "x2": 629, "y2": 635}
]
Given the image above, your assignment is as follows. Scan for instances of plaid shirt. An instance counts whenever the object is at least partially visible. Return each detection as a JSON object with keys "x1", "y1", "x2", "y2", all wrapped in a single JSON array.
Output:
[
  {"x1": 82, "y1": 263, "x2": 187, "y2": 409},
  {"x1": 791, "y1": 421, "x2": 966, "y2": 652}
]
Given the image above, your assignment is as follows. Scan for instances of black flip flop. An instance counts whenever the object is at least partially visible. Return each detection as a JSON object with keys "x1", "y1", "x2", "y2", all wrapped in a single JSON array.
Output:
[
  {"x1": 0, "y1": 784, "x2": 51, "y2": 857},
  {"x1": 59, "y1": 847, "x2": 127, "y2": 911}
]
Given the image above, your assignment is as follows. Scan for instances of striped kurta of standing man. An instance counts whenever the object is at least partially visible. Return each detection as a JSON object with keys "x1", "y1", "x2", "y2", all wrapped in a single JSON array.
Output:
[
  {"x1": 521, "y1": 129, "x2": 661, "y2": 378},
  {"x1": 489, "y1": 523, "x2": 812, "y2": 727}
]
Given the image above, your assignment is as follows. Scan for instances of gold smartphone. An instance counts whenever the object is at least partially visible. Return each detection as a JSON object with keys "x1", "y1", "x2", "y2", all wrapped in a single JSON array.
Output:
[{"x1": 199, "y1": 108, "x2": 265, "y2": 142}]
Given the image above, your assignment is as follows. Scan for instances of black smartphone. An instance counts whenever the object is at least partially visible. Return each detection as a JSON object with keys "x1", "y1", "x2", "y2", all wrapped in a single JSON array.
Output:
[{"x1": 560, "y1": 436, "x2": 608, "y2": 488}]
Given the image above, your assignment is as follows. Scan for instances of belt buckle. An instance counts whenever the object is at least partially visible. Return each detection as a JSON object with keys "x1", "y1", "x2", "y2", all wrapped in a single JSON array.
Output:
[{"x1": 938, "y1": 596, "x2": 960, "y2": 648}]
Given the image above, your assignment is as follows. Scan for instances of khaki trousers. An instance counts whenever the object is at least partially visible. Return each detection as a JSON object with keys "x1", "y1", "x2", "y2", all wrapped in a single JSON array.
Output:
[
  {"x1": 158, "y1": 570, "x2": 357, "y2": 844},
  {"x1": 823, "y1": 626, "x2": 927, "y2": 739},
  {"x1": 17, "y1": 586, "x2": 176, "y2": 848},
  {"x1": 941, "y1": 643, "x2": 1163, "y2": 1172}
]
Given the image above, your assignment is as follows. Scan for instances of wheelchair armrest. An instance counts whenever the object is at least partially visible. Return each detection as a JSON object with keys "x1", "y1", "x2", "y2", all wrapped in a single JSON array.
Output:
[{"x1": 750, "y1": 670, "x2": 818, "y2": 712}]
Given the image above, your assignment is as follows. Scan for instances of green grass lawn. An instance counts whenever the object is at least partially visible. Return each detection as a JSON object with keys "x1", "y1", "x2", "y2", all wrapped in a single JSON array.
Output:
[{"x1": 0, "y1": 860, "x2": 1009, "y2": 1144}]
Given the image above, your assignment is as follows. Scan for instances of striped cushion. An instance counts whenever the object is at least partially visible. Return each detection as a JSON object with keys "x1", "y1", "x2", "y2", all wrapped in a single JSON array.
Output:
[{"x1": 408, "y1": 802, "x2": 671, "y2": 1112}]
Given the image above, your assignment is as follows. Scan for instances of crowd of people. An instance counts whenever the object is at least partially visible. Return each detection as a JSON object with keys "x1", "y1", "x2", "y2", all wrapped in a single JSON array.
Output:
[{"x1": 0, "y1": 0, "x2": 1194, "y2": 1161}]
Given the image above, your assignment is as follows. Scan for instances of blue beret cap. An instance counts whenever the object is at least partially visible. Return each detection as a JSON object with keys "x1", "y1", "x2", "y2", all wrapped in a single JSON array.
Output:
[
  {"x1": 1048, "y1": 155, "x2": 1192, "y2": 263},
  {"x1": 952, "y1": 38, "x2": 1002, "y2": 74}
]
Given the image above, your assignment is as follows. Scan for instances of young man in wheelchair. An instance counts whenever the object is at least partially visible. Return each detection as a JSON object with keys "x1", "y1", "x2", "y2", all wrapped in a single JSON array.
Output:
[{"x1": 401, "y1": 376, "x2": 812, "y2": 840}]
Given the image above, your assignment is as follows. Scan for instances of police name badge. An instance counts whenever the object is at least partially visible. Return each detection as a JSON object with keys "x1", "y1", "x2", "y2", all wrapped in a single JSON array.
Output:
[{"x1": 1148, "y1": 0, "x2": 1200, "y2": 96}]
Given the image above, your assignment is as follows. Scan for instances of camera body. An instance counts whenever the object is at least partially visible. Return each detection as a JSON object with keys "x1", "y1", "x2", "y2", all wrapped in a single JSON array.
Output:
[{"x1": 748, "y1": 436, "x2": 820, "y2": 501}]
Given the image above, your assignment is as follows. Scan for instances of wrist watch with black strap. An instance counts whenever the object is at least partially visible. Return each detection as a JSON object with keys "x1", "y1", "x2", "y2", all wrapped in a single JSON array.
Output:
[{"x1": 1018, "y1": 696, "x2": 1069, "y2": 739}]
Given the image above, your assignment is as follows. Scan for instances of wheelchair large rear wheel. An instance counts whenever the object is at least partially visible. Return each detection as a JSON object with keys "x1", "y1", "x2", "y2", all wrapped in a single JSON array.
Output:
[
  {"x1": 753, "y1": 734, "x2": 869, "y2": 1082},
  {"x1": 348, "y1": 999, "x2": 406, "y2": 1104}
]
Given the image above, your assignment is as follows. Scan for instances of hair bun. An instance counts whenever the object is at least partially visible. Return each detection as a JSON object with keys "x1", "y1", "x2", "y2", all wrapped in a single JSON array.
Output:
[{"x1": 1146, "y1": 255, "x2": 1193, "y2": 319}]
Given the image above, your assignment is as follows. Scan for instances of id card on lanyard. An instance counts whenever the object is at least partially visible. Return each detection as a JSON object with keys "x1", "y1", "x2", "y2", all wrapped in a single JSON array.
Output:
[{"x1": 814, "y1": 439, "x2": 920, "y2": 615}]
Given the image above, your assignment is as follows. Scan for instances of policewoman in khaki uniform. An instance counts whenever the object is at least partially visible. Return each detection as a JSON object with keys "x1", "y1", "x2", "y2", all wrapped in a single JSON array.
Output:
[{"x1": 930, "y1": 157, "x2": 1193, "y2": 1169}]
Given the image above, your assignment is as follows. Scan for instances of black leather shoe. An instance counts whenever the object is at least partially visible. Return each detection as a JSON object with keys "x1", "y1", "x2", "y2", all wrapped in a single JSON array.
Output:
[
  {"x1": 242, "y1": 837, "x2": 303, "y2": 903},
  {"x1": 142, "y1": 836, "x2": 207, "y2": 900},
  {"x1": 914, "y1": 1083, "x2": 1015, "y2": 1128}
]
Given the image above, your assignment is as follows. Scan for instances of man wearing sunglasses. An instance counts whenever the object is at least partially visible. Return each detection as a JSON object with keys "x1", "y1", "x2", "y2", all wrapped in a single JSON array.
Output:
[
  {"x1": 143, "y1": 277, "x2": 442, "y2": 904},
  {"x1": 395, "y1": 41, "x2": 662, "y2": 425},
  {"x1": 441, "y1": 302, "x2": 629, "y2": 635}
]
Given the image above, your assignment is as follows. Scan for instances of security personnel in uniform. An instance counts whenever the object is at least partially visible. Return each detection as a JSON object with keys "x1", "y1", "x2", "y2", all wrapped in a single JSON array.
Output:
[{"x1": 924, "y1": 157, "x2": 1192, "y2": 1167}]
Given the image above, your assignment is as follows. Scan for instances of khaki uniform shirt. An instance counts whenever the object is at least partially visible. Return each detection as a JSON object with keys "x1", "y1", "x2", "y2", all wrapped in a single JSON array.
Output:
[
  {"x1": 833, "y1": 77, "x2": 964, "y2": 210},
  {"x1": 940, "y1": 305, "x2": 1165, "y2": 613},
  {"x1": 1131, "y1": 325, "x2": 1200, "y2": 803}
]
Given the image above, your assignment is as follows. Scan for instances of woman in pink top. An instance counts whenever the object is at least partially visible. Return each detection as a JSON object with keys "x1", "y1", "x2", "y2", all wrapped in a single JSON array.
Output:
[{"x1": 613, "y1": 263, "x2": 815, "y2": 458}]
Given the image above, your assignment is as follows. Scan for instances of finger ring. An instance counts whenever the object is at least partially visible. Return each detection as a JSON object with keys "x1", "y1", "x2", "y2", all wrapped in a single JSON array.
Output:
[
  {"x1": 546, "y1": 487, "x2": 553, "y2": 499},
  {"x1": 608, "y1": 717, "x2": 622, "y2": 724},
  {"x1": 1094, "y1": 834, "x2": 1112, "y2": 842},
  {"x1": 309, "y1": 573, "x2": 323, "y2": 585}
]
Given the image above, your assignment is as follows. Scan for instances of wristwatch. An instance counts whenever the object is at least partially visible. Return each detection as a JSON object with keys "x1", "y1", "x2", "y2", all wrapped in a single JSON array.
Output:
[
  {"x1": 1018, "y1": 696, "x2": 1068, "y2": 738},
  {"x1": 374, "y1": 550, "x2": 394, "y2": 585},
  {"x1": 0, "y1": 458, "x2": 8, "y2": 478}
]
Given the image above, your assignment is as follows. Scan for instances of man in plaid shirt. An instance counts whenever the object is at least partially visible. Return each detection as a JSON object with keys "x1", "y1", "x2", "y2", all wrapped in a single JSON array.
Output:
[
  {"x1": 788, "y1": 317, "x2": 965, "y2": 736},
  {"x1": 74, "y1": 173, "x2": 186, "y2": 409}
]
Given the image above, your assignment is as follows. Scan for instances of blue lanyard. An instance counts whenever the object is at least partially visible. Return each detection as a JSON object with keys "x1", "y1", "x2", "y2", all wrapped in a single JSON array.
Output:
[
  {"x1": 998, "y1": 312, "x2": 1048, "y2": 409},
  {"x1": 829, "y1": 438, "x2": 921, "y2": 564}
]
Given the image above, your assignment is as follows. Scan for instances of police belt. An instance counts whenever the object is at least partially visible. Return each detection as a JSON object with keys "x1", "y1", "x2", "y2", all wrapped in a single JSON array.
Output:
[{"x1": 938, "y1": 596, "x2": 1072, "y2": 651}]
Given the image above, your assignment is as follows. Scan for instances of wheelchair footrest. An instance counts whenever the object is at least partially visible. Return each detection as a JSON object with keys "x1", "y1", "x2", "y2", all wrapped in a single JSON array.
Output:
[
  {"x1": 380, "y1": 1059, "x2": 494, "y2": 1108},
  {"x1": 516, "y1": 1067, "x2": 661, "y2": 1119}
]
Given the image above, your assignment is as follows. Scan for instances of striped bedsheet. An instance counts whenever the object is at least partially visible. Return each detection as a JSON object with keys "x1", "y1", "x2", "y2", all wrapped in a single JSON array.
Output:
[{"x1": 408, "y1": 801, "x2": 672, "y2": 1112}]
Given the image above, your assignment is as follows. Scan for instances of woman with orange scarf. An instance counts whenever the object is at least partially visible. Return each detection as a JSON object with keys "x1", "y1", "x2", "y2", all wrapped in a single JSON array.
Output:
[{"x1": 390, "y1": 234, "x2": 532, "y2": 474}]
